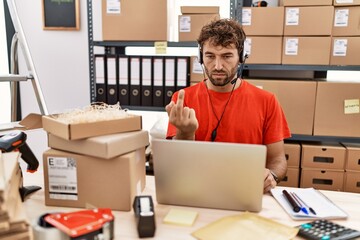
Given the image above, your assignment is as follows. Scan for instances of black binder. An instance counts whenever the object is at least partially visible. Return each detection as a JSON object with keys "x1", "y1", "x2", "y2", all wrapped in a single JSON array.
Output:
[
  {"x1": 95, "y1": 54, "x2": 106, "y2": 103},
  {"x1": 129, "y1": 56, "x2": 141, "y2": 106},
  {"x1": 164, "y1": 57, "x2": 176, "y2": 106},
  {"x1": 118, "y1": 56, "x2": 130, "y2": 106},
  {"x1": 106, "y1": 55, "x2": 118, "y2": 105},
  {"x1": 141, "y1": 56, "x2": 153, "y2": 106},
  {"x1": 176, "y1": 57, "x2": 190, "y2": 91},
  {"x1": 152, "y1": 56, "x2": 164, "y2": 107}
]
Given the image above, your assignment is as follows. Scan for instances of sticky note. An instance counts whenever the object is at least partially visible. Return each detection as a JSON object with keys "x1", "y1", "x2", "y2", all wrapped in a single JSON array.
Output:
[
  {"x1": 344, "y1": 99, "x2": 360, "y2": 114},
  {"x1": 163, "y1": 208, "x2": 198, "y2": 226},
  {"x1": 155, "y1": 42, "x2": 167, "y2": 54}
]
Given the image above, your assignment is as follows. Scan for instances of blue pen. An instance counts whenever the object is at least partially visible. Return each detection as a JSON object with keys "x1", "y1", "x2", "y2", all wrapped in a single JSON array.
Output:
[
  {"x1": 293, "y1": 192, "x2": 317, "y2": 215},
  {"x1": 291, "y1": 192, "x2": 309, "y2": 215}
]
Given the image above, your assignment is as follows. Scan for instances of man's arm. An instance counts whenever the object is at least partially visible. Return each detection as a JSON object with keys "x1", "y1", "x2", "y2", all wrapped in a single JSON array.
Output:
[{"x1": 263, "y1": 140, "x2": 287, "y2": 193}]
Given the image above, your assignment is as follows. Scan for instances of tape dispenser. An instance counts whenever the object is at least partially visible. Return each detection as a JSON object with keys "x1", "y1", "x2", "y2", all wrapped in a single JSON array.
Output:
[{"x1": 133, "y1": 195, "x2": 156, "y2": 238}]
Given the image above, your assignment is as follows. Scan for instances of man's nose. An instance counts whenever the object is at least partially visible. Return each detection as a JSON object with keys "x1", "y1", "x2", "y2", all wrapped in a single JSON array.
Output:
[{"x1": 214, "y1": 58, "x2": 223, "y2": 70}]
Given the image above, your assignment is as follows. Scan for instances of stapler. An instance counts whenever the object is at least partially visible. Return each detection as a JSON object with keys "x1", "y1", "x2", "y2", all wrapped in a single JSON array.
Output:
[{"x1": 133, "y1": 195, "x2": 156, "y2": 238}]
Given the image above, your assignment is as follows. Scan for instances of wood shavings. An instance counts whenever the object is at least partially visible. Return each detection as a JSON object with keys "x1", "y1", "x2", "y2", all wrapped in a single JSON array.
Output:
[{"x1": 52, "y1": 103, "x2": 131, "y2": 124}]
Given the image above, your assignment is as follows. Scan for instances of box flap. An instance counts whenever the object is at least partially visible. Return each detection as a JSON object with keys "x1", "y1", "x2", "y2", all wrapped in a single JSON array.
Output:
[
  {"x1": 19, "y1": 113, "x2": 43, "y2": 130},
  {"x1": 181, "y1": 6, "x2": 219, "y2": 14}
]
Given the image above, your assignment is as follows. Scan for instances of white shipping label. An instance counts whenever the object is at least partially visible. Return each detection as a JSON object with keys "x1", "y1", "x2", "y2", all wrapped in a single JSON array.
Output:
[
  {"x1": 192, "y1": 58, "x2": 203, "y2": 74},
  {"x1": 179, "y1": 16, "x2": 191, "y2": 32},
  {"x1": 242, "y1": 9, "x2": 252, "y2": 26},
  {"x1": 106, "y1": 0, "x2": 121, "y2": 14},
  {"x1": 334, "y1": 9, "x2": 349, "y2": 27},
  {"x1": 286, "y1": 8, "x2": 299, "y2": 26},
  {"x1": 47, "y1": 156, "x2": 78, "y2": 200},
  {"x1": 336, "y1": 0, "x2": 353, "y2": 3},
  {"x1": 333, "y1": 39, "x2": 348, "y2": 56},
  {"x1": 244, "y1": 38, "x2": 252, "y2": 56},
  {"x1": 285, "y1": 38, "x2": 299, "y2": 55}
]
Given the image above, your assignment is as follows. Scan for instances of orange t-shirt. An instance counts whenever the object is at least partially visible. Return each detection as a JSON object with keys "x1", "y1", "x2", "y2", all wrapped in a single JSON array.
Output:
[{"x1": 166, "y1": 80, "x2": 291, "y2": 144}]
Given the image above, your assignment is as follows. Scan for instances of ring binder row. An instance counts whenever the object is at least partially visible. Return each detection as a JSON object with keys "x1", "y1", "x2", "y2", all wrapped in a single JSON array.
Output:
[{"x1": 94, "y1": 54, "x2": 190, "y2": 108}]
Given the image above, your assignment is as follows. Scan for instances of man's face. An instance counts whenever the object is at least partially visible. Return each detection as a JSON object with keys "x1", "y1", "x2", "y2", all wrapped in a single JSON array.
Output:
[{"x1": 202, "y1": 41, "x2": 240, "y2": 87}]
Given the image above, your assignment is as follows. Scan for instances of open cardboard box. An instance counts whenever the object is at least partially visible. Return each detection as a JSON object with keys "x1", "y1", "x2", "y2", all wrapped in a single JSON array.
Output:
[{"x1": 0, "y1": 113, "x2": 42, "y2": 133}]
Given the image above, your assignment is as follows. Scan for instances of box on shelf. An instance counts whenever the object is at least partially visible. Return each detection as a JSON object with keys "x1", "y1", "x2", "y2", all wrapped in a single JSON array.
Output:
[
  {"x1": 282, "y1": 37, "x2": 331, "y2": 65},
  {"x1": 43, "y1": 148, "x2": 146, "y2": 211},
  {"x1": 190, "y1": 56, "x2": 204, "y2": 83},
  {"x1": 330, "y1": 37, "x2": 360, "y2": 65},
  {"x1": 178, "y1": 6, "x2": 220, "y2": 42},
  {"x1": 333, "y1": 0, "x2": 360, "y2": 6},
  {"x1": 342, "y1": 142, "x2": 360, "y2": 171},
  {"x1": 332, "y1": 7, "x2": 360, "y2": 36},
  {"x1": 102, "y1": 0, "x2": 167, "y2": 41},
  {"x1": 247, "y1": 79, "x2": 317, "y2": 135},
  {"x1": 300, "y1": 168, "x2": 344, "y2": 191},
  {"x1": 42, "y1": 114, "x2": 142, "y2": 140},
  {"x1": 313, "y1": 82, "x2": 360, "y2": 137},
  {"x1": 244, "y1": 37, "x2": 283, "y2": 64},
  {"x1": 301, "y1": 142, "x2": 346, "y2": 169},
  {"x1": 284, "y1": 142, "x2": 301, "y2": 167},
  {"x1": 282, "y1": 0, "x2": 332, "y2": 6},
  {"x1": 277, "y1": 167, "x2": 300, "y2": 187},
  {"x1": 344, "y1": 171, "x2": 360, "y2": 193},
  {"x1": 48, "y1": 130, "x2": 149, "y2": 159},
  {"x1": 241, "y1": 7, "x2": 284, "y2": 35},
  {"x1": 283, "y1": 6, "x2": 334, "y2": 36}
]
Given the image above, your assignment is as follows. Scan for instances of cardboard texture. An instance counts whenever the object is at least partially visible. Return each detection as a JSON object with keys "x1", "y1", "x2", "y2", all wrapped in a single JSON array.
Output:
[
  {"x1": 247, "y1": 79, "x2": 317, "y2": 135},
  {"x1": 333, "y1": 0, "x2": 360, "y2": 6},
  {"x1": 43, "y1": 148, "x2": 146, "y2": 211},
  {"x1": 313, "y1": 82, "x2": 360, "y2": 137},
  {"x1": 179, "y1": 6, "x2": 220, "y2": 42},
  {"x1": 342, "y1": 142, "x2": 360, "y2": 171},
  {"x1": 300, "y1": 169, "x2": 344, "y2": 191},
  {"x1": 42, "y1": 114, "x2": 142, "y2": 140},
  {"x1": 277, "y1": 167, "x2": 300, "y2": 187},
  {"x1": 282, "y1": 0, "x2": 332, "y2": 6},
  {"x1": 301, "y1": 142, "x2": 346, "y2": 170},
  {"x1": 332, "y1": 7, "x2": 360, "y2": 36},
  {"x1": 190, "y1": 56, "x2": 204, "y2": 83},
  {"x1": 330, "y1": 37, "x2": 360, "y2": 65},
  {"x1": 244, "y1": 37, "x2": 283, "y2": 64},
  {"x1": 48, "y1": 130, "x2": 149, "y2": 159},
  {"x1": 101, "y1": 0, "x2": 167, "y2": 41},
  {"x1": 284, "y1": 142, "x2": 301, "y2": 167},
  {"x1": 283, "y1": 6, "x2": 334, "y2": 36},
  {"x1": 344, "y1": 171, "x2": 360, "y2": 193},
  {"x1": 282, "y1": 37, "x2": 331, "y2": 65},
  {"x1": 241, "y1": 7, "x2": 284, "y2": 36}
]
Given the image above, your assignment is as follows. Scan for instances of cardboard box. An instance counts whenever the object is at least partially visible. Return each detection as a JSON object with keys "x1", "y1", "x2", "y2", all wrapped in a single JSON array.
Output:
[
  {"x1": 179, "y1": 6, "x2": 220, "y2": 42},
  {"x1": 284, "y1": 142, "x2": 301, "y2": 167},
  {"x1": 241, "y1": 7, "x2": 284, "y2": 35},
  {"x1": 282, "y1": 37, "x2": 331, "y2": 65},
  {"x1": 43, "y1": 148, "x2": 146, "y2": 211},
  {"x1": 332, "y1": 7, "x2": 360, "y2": 36},
  {"x1": 0, "y1": 113, "x2": 42, "y2": 133},
  {"x1": 190, "y1": 56, "x2": 204, "y2": 83},
  {"x1": 344, "y1": 170, "x2": 360, "y2": 193},
  {"x1": 342, "y1": 142, "x2": 360, "y2": 171},
  {"x1": 277, "y1": 167, "x2": 300, "y2": 187},
  {"x1": 48, "y1": 130, "x2": 149, "y2": 159},
  {"x1": 42, "y1": 114, "x2": 142, "y2": 140},
  {"x1": 244, "y1": 37, "x2": 283, "y2": 64},
  {"x1": 102, "y1": 0, "x2": 167, "y2": 41},
  {"x1": 334, "y1": 0, "x2": 360, "y2": 6},
  {"x1": 282, "y1": 0, "x2": 332, "y2": 6},
  {"x1": 247, "y1": 79, "x2": 317, "y2": 135},
  {"x1": 313, "y1": 82, "x2": 360, "y2": 137},
  {"x1": 301, "y1": 142, "x2": 346, "y2": 169},
  {"x1": 300, "y1": 169, "x2": 344, "y2": 191},
  {"x1": 283, "y1": 6, "x2": 334, "y2": 36},
  {"x1": 330, "y1": 37, "x2": 360, "y2": 65}
]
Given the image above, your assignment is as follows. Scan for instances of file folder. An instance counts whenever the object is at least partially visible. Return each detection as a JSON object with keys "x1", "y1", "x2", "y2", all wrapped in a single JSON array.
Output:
[
  {"x1": 95, "y1": 54, "x2": 106, "y2": 103},
  {"x1": 118, "y1": 56, "x2": 130, "y2": 106},
  {"x1": 130, "y1": 57, "x2": 141, "y2": 106},
  {"x1": 153, "y1": 57, "x2": 164, "y2": 107},
  {"x1": 164, "y1": 57, "x2": 176, "y2": 106},
  {"x1": 176, "y1": 57, "x2": 190, "y2": 91},
  {"x1": 106, "y1": 55, "x2": 118, "y2": 105},
  {"x1": 141, "y1": 56, "x2": 153, "y2": 106}
]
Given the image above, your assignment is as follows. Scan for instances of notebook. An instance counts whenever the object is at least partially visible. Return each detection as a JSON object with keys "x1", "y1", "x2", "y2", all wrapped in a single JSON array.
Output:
[{"x1": 151, "y1": 139, "x2": 267, "y2": 212}]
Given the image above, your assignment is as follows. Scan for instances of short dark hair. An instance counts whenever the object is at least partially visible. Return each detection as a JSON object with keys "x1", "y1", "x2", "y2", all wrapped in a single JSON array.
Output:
[{"x1": 197, "y1": 19, "x2": 246, "y2": 62}]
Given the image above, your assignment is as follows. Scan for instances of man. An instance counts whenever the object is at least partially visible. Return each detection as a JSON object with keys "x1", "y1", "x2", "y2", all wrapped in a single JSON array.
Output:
[{"x1": 165, "y1": 19, "x2": 291, "y2": 193}]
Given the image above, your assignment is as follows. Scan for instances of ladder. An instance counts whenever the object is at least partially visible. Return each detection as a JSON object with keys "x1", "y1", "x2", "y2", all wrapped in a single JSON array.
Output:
[{"x1": 0, "y1": 0, "x2": 48, "y2": 121}]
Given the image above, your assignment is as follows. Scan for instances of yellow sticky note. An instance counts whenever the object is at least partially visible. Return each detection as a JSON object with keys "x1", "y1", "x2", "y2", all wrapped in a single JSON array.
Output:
[
  {"x1": 155, "y1": 41, "x2": 167, "y2": 54},
  {"x1": 163, "y1": 208, "x2": 198, "y2": 226},
  {"x1": 344, "y1": 99, "x2": 360, "y2": 114}
]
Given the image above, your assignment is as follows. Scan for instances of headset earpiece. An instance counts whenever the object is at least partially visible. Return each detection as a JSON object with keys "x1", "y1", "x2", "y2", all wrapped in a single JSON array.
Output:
[{"x1": 198, "y1": 44, "x2": 203, "y2": 64}]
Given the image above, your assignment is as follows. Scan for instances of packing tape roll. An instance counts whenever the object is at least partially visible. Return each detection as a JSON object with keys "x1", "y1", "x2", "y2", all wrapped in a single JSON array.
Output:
[{"x1": 32, "y1": 213, "x2": 68, "y2": 240}]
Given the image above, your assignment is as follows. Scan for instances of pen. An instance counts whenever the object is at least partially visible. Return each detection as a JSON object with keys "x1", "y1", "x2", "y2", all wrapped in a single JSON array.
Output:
[
  {"x1": 291, "y1": 192, "x2": 309, "y2": 215},
  {"x1": 292, "y1": 192, "x2": 317, "y2": 215},
  {"x1": 282, "y1": 190, "x2": 301, "y2": 213}
]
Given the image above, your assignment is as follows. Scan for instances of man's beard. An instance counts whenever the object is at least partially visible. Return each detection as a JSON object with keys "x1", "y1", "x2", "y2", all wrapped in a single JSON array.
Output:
[{"x1": 205, "y1": 67, "x2": 238, "y2": 87}]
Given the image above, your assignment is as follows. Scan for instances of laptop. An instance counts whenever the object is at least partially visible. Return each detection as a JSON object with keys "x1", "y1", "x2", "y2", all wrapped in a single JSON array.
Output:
[{"x1": 151, "y1": 139, "x2": 266, "y2": 212}]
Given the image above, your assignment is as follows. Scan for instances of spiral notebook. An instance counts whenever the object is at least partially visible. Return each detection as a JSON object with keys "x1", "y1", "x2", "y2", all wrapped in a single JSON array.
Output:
[{"x1": 271, "y1": 187, "x2": 348, "y2": 220}]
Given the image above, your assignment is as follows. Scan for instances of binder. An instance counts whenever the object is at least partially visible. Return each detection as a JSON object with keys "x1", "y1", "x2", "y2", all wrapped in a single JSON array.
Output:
[
  {"x1": 164, "y1": 57, "x2": 176, "y2": 106},
  {"x1": 106, "y1": 55, "x2": 118, "y2": 105},
  {"x1": 176, "y1": 57, "x2": 190, "y2": 91},
  {"x1": 152, "y1": 57, "x2": 164, "y2": 107},
  {"x1": 141, "y1": 56, "x2": 153, "y2": 106},
  {"x1": 95, "y1": 54, "x2": 106, "y2": 103},
  {"x1": 130, "y1": 56, "x2": 141, "y2": 106},
  {"x1": 118, "y1": 56, "x2": 130, "y2": 106}
]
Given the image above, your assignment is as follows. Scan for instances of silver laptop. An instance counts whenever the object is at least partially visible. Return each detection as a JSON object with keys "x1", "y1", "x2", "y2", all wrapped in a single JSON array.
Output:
[{"x1": 151, "y1": 139, "x2": 266, "y2": 212}]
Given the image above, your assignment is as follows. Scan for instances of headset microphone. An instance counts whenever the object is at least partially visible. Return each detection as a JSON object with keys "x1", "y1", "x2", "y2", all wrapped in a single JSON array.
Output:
[{"x1": 230, "y1": 54, "x2": 248, "y2": 85}]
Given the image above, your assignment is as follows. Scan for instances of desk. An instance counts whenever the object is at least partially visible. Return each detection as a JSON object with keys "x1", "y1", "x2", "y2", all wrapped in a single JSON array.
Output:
[{"x1": 23, "y1": 173, "x2": 360, "y2": 240}]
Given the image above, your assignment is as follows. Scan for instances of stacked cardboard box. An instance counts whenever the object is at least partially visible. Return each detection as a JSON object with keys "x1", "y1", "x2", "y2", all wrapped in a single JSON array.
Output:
[
  {"x1": 278, "y1": 142, "x2": 301, "y2": 187},
  {"x1": 342, "y1": 143, "x2": 360, "y2": 193},
  {"x1": 0, "y1": 152, "x2": 31, "y2": 239},
  {"x1": 42, "y1": 114, "x2": 149, "y2": 211},
  {"x1": 190, "y1": 56, "x2": 204, "y2": 84}
]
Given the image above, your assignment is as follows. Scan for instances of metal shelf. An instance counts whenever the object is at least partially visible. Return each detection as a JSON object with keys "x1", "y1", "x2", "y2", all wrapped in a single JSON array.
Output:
[
  {"x1": 244, "y1": 64, "x2": 360, "y2": 71},
  {"x1": 93, "y1": 41, "x2": 198, "y2": 48},
  {"x1": 286, "y1": 134, "x2": 360, "y2": 143}
]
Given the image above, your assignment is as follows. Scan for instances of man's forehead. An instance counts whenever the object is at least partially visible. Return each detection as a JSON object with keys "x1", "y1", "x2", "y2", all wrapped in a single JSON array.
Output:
[{"x1": 203, "y1": 41, "x2": 237, "y2": 52}]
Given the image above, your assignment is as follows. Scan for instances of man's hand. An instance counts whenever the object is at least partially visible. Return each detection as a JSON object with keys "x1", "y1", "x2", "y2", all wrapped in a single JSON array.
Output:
[
  {"x1": 263, "y1": 168, "x2": 277, "y2": 193},
  {"x1": 165, "y1": 89, "x2": 198, "y2": 140}
]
